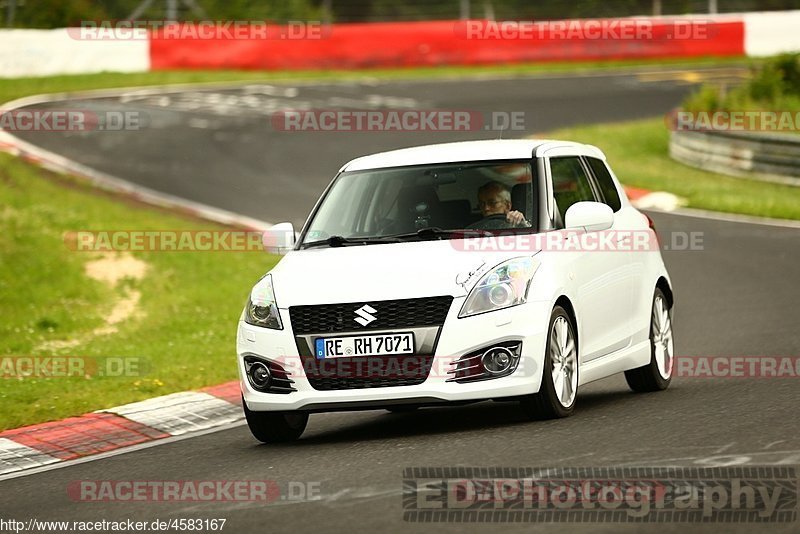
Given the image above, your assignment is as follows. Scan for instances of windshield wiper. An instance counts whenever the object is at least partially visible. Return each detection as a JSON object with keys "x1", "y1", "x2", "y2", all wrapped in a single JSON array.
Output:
[
  {"x1": 384, "y1": 227, "x2": 495, "y2": 241},
  {"x1": 301, "y1": 228, "x2": 495, "y2": 249},
  {"x1": 300, "y1": 235, "x2": 400, "y2": 249}
]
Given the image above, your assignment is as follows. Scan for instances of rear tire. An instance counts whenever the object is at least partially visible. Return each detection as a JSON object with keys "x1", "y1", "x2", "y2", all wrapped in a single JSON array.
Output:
[
  {"x1": 520, "y1": 306, "x2": 578, "y2": 420},
  {"x1": 625, "y1": 287, "x2": 674, "y2": 392},
  {"x1": 243, "y1": 397, "x2": 308, "y2": 443}
]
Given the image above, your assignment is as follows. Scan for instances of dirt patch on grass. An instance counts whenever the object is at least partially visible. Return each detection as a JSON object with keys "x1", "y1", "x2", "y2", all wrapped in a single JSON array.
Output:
[
  {"x1": 37, "y1": 252, "x2": 148, "y2": 351},
  {"x1": 85, "y1": 252, "x2": 148, "y2": 286}
]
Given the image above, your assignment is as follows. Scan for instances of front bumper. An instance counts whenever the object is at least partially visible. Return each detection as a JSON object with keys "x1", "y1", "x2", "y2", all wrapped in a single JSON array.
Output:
[{"x1": 237, "y1": 298, "x2": 551, "y2": 412}]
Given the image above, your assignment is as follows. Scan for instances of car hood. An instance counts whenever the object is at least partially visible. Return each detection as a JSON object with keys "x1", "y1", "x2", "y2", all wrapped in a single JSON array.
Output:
[{"x1": 267, "y1": 238, "x2": 540, "y2": 307}]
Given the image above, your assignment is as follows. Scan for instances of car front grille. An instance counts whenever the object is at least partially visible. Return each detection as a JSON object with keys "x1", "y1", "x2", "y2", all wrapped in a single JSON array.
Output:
[
  {"x1": 299, "y1": 355, "x2": 435, "y2": 390},
  {"x1": 289, "y1": 296, "x2": 452, "y2": 390},
  {"x1": 288, "y1": 296, "x2": 453, "y2": 335}
]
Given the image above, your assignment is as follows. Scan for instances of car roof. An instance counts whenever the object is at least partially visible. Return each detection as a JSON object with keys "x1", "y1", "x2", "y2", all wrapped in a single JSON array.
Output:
[{"x1": 340, "y1": 139, "x2": 605, "y2": 172}]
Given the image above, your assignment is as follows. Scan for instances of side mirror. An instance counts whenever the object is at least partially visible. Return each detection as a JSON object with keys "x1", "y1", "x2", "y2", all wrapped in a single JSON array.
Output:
[
  {"x1": 565, "y1": 201, "x2": 613, "y2": 232},
  {"x1": 262, "y1": 222, "x2": 296, "y2": 255}
]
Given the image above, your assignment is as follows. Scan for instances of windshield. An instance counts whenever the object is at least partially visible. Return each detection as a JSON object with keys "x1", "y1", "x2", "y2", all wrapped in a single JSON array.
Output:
[{"x1": 300, "y1": 161, "x2": 536, "y2": 247}]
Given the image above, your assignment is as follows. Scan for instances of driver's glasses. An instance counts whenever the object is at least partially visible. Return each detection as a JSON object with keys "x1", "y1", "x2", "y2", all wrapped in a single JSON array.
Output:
[{"x1": 478, "y1": 198, "x2": 504, "y2": 208}]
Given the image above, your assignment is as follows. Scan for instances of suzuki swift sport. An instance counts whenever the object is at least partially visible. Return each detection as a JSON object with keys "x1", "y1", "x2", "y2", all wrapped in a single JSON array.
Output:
[{"x1": 237, "y1": 139, "x2": 675, "y2": 442}]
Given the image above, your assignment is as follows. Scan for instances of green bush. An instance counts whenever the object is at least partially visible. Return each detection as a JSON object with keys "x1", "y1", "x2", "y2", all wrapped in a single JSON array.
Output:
[
  {"x1": 683, "y1": 84, "x2": 723, "y2": 113},
  {"x1": 683, "y1": 54, "x2": 800, "y2": 115}
]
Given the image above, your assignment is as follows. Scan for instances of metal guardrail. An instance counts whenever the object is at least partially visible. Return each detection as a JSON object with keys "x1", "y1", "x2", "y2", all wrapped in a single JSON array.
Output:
[{"x1": 670, "y1": 129, "x2": 800, "y2": 187}]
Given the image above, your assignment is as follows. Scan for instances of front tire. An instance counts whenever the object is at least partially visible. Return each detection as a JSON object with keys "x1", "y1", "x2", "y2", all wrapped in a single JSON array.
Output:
[
  {"x1": 520, "y1": 306, "x2": 578, "y2": 420},
  {"x1": 243, "y1": 398, "x2": 308, "y2": 443},
  {"x1": 625, "y1": 287, "x2": 674, "y2": 392}
]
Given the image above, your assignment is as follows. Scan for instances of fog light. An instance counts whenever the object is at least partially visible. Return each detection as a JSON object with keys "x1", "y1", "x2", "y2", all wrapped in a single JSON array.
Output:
[
  {"x1": 482, "y1": 347, "x2": 514, "y2": 374},
  {"x1": 248, "y1": 361, "x2": 271, "y2": 390}
]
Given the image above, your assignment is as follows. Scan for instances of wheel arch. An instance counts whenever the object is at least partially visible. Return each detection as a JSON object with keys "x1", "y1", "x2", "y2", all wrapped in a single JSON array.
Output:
[
  {"x1": 553, "y1": 295, "x2": 579, "y2": 356},
  {"x1": 656, "y1": 276, "x2": 674, "y2": 309}
]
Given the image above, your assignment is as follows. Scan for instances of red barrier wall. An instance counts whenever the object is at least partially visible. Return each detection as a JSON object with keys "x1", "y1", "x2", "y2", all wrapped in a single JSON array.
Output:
[{"x1": 150, "y1": 19, "x2": 745, "y2": 71}]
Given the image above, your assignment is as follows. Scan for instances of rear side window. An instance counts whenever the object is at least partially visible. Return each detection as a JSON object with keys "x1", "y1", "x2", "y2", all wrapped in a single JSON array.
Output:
[
  {"x1": 549, "y1": 157, "x2": 596, "y2": 225},
  {"x1": 586, "y1": 157, "x2": 622, "y2": 212}
]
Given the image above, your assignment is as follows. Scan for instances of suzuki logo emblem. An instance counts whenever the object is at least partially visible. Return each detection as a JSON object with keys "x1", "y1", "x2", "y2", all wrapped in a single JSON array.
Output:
[{"x1": 354, "y1": 304, "x2": 377, "y2": 326}]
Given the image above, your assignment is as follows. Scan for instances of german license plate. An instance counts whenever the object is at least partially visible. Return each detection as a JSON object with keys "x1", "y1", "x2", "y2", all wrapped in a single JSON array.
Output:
[{"x1": 314, "y1": 332, "x2": 415, "y2": 359}]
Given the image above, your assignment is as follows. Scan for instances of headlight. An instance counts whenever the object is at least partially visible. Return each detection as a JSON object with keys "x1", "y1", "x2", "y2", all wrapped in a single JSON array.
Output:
[
  {"x1": 244, "y1": 274, "x2": 283, "y2": 329},
  {"x1": 458, "y1": 257, "x2": 540, "y2": 318}
]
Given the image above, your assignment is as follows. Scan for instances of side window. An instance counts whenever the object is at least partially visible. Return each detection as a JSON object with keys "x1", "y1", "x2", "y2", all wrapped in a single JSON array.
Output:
[
  {"x1": 586, "y1": 157, "x2": 622, "y2": 212},
  {"x1": 549, "y1": 156, "x2": 595, "y2": 226}
]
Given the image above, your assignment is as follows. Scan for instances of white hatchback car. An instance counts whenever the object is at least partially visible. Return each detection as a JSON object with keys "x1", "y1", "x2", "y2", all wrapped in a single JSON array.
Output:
[{"x1": 237, "y1": 140, "x2": 675, "y2": 442}]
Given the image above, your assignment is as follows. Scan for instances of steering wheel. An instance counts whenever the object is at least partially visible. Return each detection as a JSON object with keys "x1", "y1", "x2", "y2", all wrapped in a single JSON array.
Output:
[{"x1": 467, "y1": 213, "x2": 514, "y2": 230}]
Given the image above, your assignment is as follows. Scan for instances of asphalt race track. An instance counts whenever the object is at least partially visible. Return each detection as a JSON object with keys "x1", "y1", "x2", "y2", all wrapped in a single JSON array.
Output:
[
  {"x1": 4, "y1": 68, "x2": 800, "y2": 532},
  {"x1": 10, "y1": 68, "x2": 747, "y2": 228}
]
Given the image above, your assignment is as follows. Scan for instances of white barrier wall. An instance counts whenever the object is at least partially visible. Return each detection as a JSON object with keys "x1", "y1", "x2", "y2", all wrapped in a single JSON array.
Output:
[
  {"x1": 0, "y1": 29, "x2": 149, "y2": 78},
  {"x1": 744, "y1": 11, "x2": 800, "y2": 57}
]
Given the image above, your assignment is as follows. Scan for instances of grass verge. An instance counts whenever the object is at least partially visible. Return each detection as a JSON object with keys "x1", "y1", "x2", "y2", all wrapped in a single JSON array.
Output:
[
  {"x1": 0, "y1": 56, "x2": 751, "y2": 105},
  {"x1": 544, "y1": 117, "x2": 800, "y2": 220},
  {"x1": 0, "y1": 153, "x2": 279, "y2": 430}
]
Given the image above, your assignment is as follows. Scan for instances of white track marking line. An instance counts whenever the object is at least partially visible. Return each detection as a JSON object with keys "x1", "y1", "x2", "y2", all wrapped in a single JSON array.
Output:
[
  {"x1": 648, "y1": 206, "x2": 800, "y2": 229},
  {"x1": 0, "y1": 421, "x2": 246, "y2": 482},
  {"x1": 0, "y1": 438, "x2": 59, "y2": 476},
  {"x1": 0, "y1": 130, "x2": 272, "y2": 231},
  {"x1": 630, "y1": 192, "x2": 685, "y2": 212},
  {"x1": 100, "y1": 391, "x2": 243, "y2": 436}
]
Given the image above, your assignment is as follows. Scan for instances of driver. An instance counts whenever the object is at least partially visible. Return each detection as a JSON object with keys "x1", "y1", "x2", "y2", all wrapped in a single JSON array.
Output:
[{"x1": 472, "y1": 181, "x2": 531, "y2": 228}]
